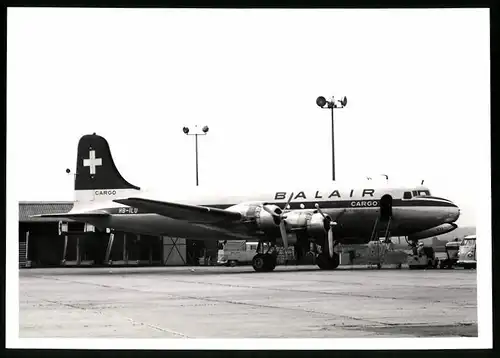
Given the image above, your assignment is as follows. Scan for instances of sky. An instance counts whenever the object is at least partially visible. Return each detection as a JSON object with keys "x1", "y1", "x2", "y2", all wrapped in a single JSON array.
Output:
[{"x1": 7, "y1": 8, "x2": 490, "y2": 228}]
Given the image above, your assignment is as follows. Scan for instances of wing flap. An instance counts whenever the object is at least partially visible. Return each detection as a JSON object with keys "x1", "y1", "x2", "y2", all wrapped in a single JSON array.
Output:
[{"x1": 113, "y1": 197, "x2": 242, "y2": 224}]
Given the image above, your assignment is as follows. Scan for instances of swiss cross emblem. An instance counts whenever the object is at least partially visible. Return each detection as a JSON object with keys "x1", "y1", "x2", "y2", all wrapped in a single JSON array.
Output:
[{"x1": 83, "y1": 150, "x2": 102, "y2": 175}]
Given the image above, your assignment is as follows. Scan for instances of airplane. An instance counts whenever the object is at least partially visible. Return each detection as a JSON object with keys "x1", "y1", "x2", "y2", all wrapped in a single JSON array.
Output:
[{"x1": 33, "y1": 133, "x2": 461, "y2": 272}]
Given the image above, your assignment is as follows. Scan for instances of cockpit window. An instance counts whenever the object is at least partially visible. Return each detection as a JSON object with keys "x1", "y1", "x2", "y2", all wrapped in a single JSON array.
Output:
[
  {"x1": 403, "y1": 191, "x2": 412, "y2": 199},
  {"x1": 413, "y1": 190, "x2": 431, "y2": 196}
]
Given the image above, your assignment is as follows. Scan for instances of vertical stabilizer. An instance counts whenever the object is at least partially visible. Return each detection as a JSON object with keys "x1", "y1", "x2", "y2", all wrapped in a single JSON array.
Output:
[{"x1": 74, "y1": 133, "x2": 141, "y2": 204}]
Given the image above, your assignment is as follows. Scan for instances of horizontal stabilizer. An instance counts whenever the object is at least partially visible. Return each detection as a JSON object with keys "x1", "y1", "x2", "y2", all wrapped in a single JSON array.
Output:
[{"x1": 113, "y1": 197, "x2": 242, "y2": 224}]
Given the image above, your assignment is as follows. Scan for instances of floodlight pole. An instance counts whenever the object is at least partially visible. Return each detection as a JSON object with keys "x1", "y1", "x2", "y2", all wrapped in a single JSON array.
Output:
[
  {"x1": 183, "y1": 125, "x2": 209, "y2": 186},
  {"x1": 316, "y1": 96, "x2": 347, "y2": 182},
  {"x1": 195, "y1": 134, "x2": 199, "y2": 186},
  {"x1": 330, "y1": 106, "x2": 335, "y2": 182}
]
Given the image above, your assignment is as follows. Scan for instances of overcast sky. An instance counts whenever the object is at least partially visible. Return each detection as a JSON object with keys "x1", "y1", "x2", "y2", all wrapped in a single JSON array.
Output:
[{"x1": 7, "y1": 8, "x2": 490, "y2": 228}]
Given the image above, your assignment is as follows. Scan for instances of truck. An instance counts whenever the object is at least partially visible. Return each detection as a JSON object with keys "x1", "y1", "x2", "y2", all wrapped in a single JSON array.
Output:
[{"x1": 456, "y1": 234, "x2": 476, "y2": 269}]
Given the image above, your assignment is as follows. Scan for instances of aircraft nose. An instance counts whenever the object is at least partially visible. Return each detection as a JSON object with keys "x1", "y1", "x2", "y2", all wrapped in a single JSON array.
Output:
[{"x1": 448, "y1": 203, "x2": 460, "y2": 223}]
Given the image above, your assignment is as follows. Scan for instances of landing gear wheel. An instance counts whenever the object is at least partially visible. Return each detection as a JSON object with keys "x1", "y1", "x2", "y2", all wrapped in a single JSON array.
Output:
[
  {"x1": 316, "y1": 253, "x2": 340, "y2": 270},
  {"x1": 252, "y1": 254, "x2": 266, "y2": 272},
  {"x1": 252, "y1": 253, "x2": 277, "y2": 272}
]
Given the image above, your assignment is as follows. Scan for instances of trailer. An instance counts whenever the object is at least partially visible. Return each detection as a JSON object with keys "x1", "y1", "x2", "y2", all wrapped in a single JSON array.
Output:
[
  {"x1": 408, "y1": 245, "x2": 439, "y2": 269},
  {"x1": 438, "y1": 240, "x2": 461, "y2": 269}
]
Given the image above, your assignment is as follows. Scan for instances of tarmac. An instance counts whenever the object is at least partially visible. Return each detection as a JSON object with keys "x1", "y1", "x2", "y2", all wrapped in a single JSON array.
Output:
[{"x1": 19, "y1": 265, "x2": 478, "y2": 338}]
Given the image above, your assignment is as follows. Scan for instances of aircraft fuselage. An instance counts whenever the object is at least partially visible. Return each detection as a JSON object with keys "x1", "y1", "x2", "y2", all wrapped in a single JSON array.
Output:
[{"x1": 80, "y1": 188, "x2": 460, "y2": 244}]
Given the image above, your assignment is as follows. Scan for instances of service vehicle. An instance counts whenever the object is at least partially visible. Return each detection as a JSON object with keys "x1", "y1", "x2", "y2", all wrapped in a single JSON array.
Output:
[
  {"x1": 408, "y1": 245, "x2": 439, "y2": 269},
  {"x1": 217, "y1": 241, "x2": 259, "y2": 266},
  {"x1": 456, "y1": 234, "x2": 476, "y2": 269},
  {"x1": 438, "y1": 239, "x2": 461, "y2": 269}
]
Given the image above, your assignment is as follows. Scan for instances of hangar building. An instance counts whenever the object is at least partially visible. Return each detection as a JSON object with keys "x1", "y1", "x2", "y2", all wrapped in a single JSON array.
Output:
[{"x1": 18, "y1": 201, "x2": 218, "y2": 268}]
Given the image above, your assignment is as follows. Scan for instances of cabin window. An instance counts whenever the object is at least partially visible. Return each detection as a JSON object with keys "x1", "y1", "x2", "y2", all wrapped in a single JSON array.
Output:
[{"x1": 403, "y1": 191, "x2": 412, "y2": 199}]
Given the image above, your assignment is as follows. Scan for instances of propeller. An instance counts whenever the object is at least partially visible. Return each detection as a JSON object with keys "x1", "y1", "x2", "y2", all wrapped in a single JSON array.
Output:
[
  {"x1": 314, "y1": 203, "x2": 335, "y2": 259},
  {"x1": 262, "y1": 192, "x2": 294, "y2": 261},
  {"x1": 314, "y1": 205, "x2": 347, "y2": 259}
]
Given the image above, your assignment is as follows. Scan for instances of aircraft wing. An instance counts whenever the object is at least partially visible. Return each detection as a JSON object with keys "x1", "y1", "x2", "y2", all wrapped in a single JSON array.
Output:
[
  {"x1": 113, "y1": 197, "x2": 243, "y2": 225},
  {"x1": 30, "y1": 211, "x2": 110, "y2": 221}
]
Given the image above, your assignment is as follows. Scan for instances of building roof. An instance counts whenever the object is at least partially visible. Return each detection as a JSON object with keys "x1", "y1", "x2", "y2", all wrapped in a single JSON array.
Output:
[{"x1": 19, "y1": 201, "x2": 74, "y2": 223}]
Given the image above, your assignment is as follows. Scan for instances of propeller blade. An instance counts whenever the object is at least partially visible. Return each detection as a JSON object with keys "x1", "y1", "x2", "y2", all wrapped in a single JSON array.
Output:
[
  {"x1": 279, "y1": 220, "x2": 289, "y2": 261},
  {"x1": 314, "y1": 203, "x2": 326, "y2": 218},
  {"x1": 328, "y1": 226, "x2": 334, "y2": 259}
]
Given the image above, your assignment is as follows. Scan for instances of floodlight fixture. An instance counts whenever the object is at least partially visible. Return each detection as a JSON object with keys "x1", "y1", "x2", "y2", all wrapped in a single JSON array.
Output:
[
  {"x1": 316, "y1": 94, "x2": 348, "y2": 181},
  {"x1": 182, "y1": 125, "x2": 210, "y2": 186},
  {"x1": 316, "y1": 96, "x2": 327, "y2": 108}
]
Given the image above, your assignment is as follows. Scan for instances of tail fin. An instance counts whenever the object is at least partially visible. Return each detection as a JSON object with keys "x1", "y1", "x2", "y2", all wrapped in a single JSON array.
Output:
[{"x1": 74, "y1": 133, "x2": 141, "y2": 204}]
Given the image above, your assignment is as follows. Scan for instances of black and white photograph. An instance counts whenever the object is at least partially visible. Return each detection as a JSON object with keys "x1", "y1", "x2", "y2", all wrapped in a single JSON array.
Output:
[{"x1": 5, "y1": 6, "x2": 492, "y2": 350}]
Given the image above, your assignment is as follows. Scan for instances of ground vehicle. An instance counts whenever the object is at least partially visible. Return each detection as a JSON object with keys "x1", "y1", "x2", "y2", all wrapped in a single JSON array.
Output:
[
  {"x1": 408, "y1": 246, "x2": 439, "y2": 269},
  {"x1": 217, "y1": 241, "x2": 259, "y2": 266},
  {"x1": 218, "y1": 241, "x2": 294, "y2": 266},
  {"x1": 456, "y1": 235, "x2": 476, "y2": 269},
  {"x1": 438, "y1": 240, "x2": 461, "y2": 269},
  {"x1": 339, "y1": 240, "x2": 407, "y2": 269}
]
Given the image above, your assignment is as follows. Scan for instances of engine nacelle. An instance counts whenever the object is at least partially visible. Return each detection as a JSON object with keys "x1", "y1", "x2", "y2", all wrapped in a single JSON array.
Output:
[
  {"x1": 279, "y1": 210, "x2": 309, "y2": 228},
  {"x1": 282, "y1": 211, "x2": 329, "y2": 237},
  {"x1": 225, "y1": 202, "x2": 280, "y2": 231},
  {"x1": 254, "y1": 205, "x2": 281, "y2": 230},
  {"x1": 306, "y1": 212, "x2": 331, "y2": 236},
  {"x1": 408, "y1": 223, "x2": 458, "y2": 241},
  {"x1": 226, "y1": 204, "x2": 330, "y2": 238}
]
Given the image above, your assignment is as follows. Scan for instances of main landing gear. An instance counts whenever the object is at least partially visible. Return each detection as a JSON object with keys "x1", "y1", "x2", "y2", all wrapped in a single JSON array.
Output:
[
  {"x1": 251, "y1": 238, "x2": 341, "y2": 272},
  {"x1": 252, "y1": 240, "x2": 278, "y2": 272},
  {"x1": 314, "y1": 241, "x2": 341, "y2": 270},
  {"x1": 316, "y1": 252, "x2": 340, "y2": 270}
]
